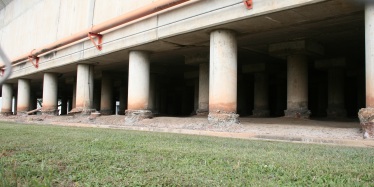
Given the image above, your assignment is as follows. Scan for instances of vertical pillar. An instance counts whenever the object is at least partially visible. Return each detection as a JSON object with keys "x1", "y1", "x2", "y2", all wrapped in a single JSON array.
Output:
[
  {"x1": 41, "y1": 73, "x2": 58, "y2": 115},
  {"x1": 197, "y1": 63, "x2": 209, "y2": 115},
  {"x1": 358, "y1": 3, "x2": 374, "y2": 139},
  {"x1": 125, "y1": 51, "x2": 152, "y2": 122},
  {"x1": 60, "y1": 96, "x2": 67, "y2": 115},
  {"x1": 1, "y1": 83, "x2": 13, "y2": 115},
  {"x1": 148, "y1": 74, "x2": 156, "y2": 113},
  {"x1": 252, "y1": 73, "x2": 270, "y2": 117},
  {"x1": 327, "y1": 69, "x2": 346, "y2": 118},
  {"x1": 284, "y1": 55, "x2": 311, "y2": 118},
  {"x1": 100, "y1": 73, "x2": 113, "y2": 115},
  {"x1": 71, "y1": 64, "x2": 95, "y2": 114},
  {"x1": 17, "y1": 79, "x2": 31, "y2": 115},
  {"x1": 72, "y1": 81, "x2": 76, "y2": 109},
  {"x1": 208, "y1": 30, "x2": 239, "y2": 124}
]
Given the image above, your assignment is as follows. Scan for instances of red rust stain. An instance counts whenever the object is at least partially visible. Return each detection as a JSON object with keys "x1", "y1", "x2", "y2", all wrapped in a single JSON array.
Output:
[
  {"x1": 209, "y1": 102, "x2": 237, "y2": 113},
  {"x1": 366, "y1": 96, "x2": 374, "y2": 108},
  {"x1": 128, "y1": 101, "x2": 147, "y2": 110}
]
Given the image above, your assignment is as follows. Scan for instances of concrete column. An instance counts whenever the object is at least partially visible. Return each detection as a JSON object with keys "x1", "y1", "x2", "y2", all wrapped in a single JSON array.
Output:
[
  {"x1": 72, "y1": 82, "x2": 76, "y2": 109},
  {"x1": 197, "y1": 63, "x2": 209, "y2": 115},
  {"x1": 118, "y1": 85, "x2": 127, "y2": 115},
  {"x1": 253, "y1": 73, "x2": 270, "y2": 117},
  {"x1": 327, "y1": 69, "x2": 346, "y2": 118},
  {"x1": 71, "y1": 64, "x2": 95, "y2": 114},
  {"x1": 125, "y1": 51, "x2": 152, "y2": 122},
  {"x1": 41, "y1": 73, "x2": 58, "y2": 115},
  {"x1": 358, "y1": 3, "x2": 374, "y2": 139},
  {"x1": 208, "y1": 30, "x2": 239, "y2": 124},
  {"x1": 148, "y1": 74, "x2": 156, "y2": 114},
  {"x1": 60, "y1": 96, "x2": 67, "y2": 115},
  {"x1": 284, "y1": 55, "x2": 310, "y2": 118},
  {"x1": 1, "y1": 83, "x2": 13, "y2": 115},
  {"x1": 100, "y1": 73, "x2": 113, "y2": 115},
  {"x1": 17, "y1": 79, "x2": 31, "y2": 115}
]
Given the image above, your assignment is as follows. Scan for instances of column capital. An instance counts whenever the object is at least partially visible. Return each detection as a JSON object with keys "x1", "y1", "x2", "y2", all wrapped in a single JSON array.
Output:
[
  {"x1": 185, "y1": 52, "x2": 209, "y2": 65},
  {"x1": 315, "y1": 57, "x2": 346, "y2": 69},
  {"x1": 269, "y1": 40, "x2": 324, "y2": 58}
]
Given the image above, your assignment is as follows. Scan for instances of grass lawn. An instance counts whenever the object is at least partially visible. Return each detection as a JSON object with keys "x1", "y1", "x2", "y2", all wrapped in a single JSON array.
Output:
[{"x1": 0, "y1": 122, "x2": 373, "y2": 186}]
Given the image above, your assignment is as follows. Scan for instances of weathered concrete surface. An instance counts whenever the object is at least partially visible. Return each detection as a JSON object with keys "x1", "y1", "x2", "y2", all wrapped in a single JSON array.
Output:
[
  {"x1": 197, "y1": 62, "x2": 209, "y2": 115},
  {"x1": 16, "y1": 78, "x2": 30, "y2": 115},
  {"x1": 126, "y1": 51, "x2": 152, "y2": 122},
  {"x1": 359, "y1": 3, "x2": 374, "y2": 139},
  {"x1": 3, "y1": 0, "x2": 333, "y2": 79},
  {"x1": 208, "y1": 30, "x2": 238, "y2": 124},
  {"x1": 327, "y1": 68, "x2": 346, "y2": 118},
  {"x1": 100, "y1": 73, "x2": 113, "y2": 115},
  {"x1": 41, "y1": 72, "x2": 58, "y2": 115},
  {"x1": 70, "y1": 64, "x2": 95, "y2": 115},
  {"x1": 1, "y1": 83, "x2": 13, "y2": 115},
  {"x1": 358, "y1": 108, "x2": 374, "y2": 139},
  {"x1": 253, "y1": 73, "x2": 269, "y2": 117},
  {"x1": 285, "y1": 55, "x2": 310, "y2": 118}
]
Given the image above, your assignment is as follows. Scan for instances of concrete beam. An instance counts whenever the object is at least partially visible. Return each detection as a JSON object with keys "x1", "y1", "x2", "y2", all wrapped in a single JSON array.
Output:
[{"x1": 269, "y1": 40, "x2": 324, "y2": 58}]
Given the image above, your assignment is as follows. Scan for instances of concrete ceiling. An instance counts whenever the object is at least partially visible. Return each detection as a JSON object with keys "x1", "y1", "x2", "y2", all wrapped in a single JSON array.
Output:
[{"x1": 19, "y1": 0, "x2": 366, "y2": 82}]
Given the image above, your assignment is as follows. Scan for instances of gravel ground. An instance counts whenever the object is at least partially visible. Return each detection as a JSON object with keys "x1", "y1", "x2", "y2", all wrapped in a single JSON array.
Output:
[{"x1": 0, "y1": 114, "x2": 364, "y2": 141}]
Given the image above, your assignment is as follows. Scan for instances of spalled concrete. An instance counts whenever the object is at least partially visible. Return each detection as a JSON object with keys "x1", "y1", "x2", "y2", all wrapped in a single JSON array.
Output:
[{"x1": 208, "y1": 30, "x2": 239, "y2": 124}]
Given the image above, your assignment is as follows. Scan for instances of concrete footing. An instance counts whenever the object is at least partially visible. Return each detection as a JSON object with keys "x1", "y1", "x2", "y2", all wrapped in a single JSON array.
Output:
[
  {"x1": 208, "y1": 112, "x2": 239, "y2": 125},
  {"x1": 358, "y1": 108, "x2": 374, "y2": 139},
  {"x1": 125, "y1": 110, "x2": 153, "y2": 123}
]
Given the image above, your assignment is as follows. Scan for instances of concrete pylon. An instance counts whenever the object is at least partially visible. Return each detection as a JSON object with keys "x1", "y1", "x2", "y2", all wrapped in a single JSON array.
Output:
[
  {"x1": 208, "y1": 30, "x2": 239, "y2": 124},
  {"x1": 327, "y1": 68, "x2": 346, "y2": 117},
  {"x1": 17, "y1": 79, "x2": 31, "y2": 115},
  {"x1": 70, "y1": 64, "x2": 95, "y2": 114},
  {"x1": 315, "y1": 58, "x2": 347, "y2": 118},
  {"x1": 125, "y1": 51, "x2": 152, "y2": 122},
  {"x1": 269, "y1": 40, "x2": 324, "y2": 119},
  {"x1": 253, "y1": 73, "x2": 270, "y2": 117},
  {"x1": 100, "y1": 73, "x2": 113, "y2": 115},
  {"x1": 285, "y1": 55, "x2": 310, "y2": 118},
  {"x1": 1, "y1": 83, "x2": 13, "y2": 115},
  {"x1": 185, "y1": 53, "x2": 209, "y2": 115},
  {"x1": 358, "y1": 3, "x2": 374, "y2": 139},
  {"x1": 41, "y1": 73, "x2": 58, "y2": 115}
]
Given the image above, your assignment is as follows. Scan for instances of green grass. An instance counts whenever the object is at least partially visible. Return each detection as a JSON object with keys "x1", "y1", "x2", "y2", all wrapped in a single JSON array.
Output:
[{"x1": 0, "y1": 122, "x2": 373, "y2": 186}]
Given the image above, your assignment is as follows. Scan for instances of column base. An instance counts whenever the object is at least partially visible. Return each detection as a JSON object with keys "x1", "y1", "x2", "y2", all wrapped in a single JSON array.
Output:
[
  {"x1": 252, "y1": 109, "x2": 270, "y2": 117},
  {"x1": 196, "y1": 109, "x2": 208, "y2": 116},
  {"x1": 358, "y1": 108, "x2": 374, "y2": 139},
  {"x1": 326, "y1": 107, "x2": 346, "y2": 118},
  {"x1": 41, "y1": 109, "x2": 58, "y2": 115},
  {"x1": 125, "y1": 110, "x2": 152, "y2": 123},
  {"x1": 69, "y1": 107, "x2": 96, "y2": 115},
  {"x1": 17, "y1": 112, "x2": 28, "y2": 116},
  {"x1": 99, "y1": 110, "x2": 113, "y2": 115},
  {"x1": 0, "y1": 112, "x2": 13, "y2": 116},
  {"x1": 284, "y1": 109, "x2": 311, "y2": 119},
  {"x1": 208, "y1": 112, "x2": 239, "y2": 125}
]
